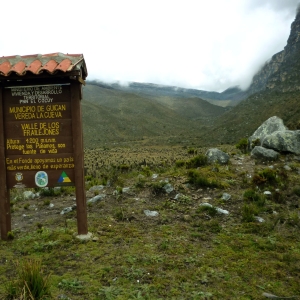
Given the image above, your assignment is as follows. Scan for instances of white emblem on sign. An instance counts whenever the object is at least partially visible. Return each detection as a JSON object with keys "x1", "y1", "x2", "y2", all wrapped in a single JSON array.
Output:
[
  {"x1": 35, "y1": 171, "x2": 48, "y2": 187},
  {"x1": 15, "y1": 172, "x2": 23, "y2": 182}
]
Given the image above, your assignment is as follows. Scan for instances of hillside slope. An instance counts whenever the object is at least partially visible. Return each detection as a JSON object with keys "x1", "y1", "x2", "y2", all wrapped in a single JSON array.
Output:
[
  {"x1": 199, "y1": 8, "x2": 300, "y2": 145},
  {"x1": 82, "y1": 83, "x2": 227, "y2": 147}
]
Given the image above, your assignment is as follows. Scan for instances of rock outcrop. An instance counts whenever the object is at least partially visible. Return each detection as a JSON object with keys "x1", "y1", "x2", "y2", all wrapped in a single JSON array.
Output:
[
  {"x1": 206, "y1": 148, "x2": 230, "y2": 165},
  {"x1": 248, "y1": 7, "x2": 300, "y2": 94},
  {"x1": 248, "y1": 116, "x2": 287, "y2": 149},
  {"x1": 262, "y1": 130, "x2": 300, "y2": 155},
  {"x1": 250, "y1": 116, "x2": 300, "y2": 159},
  {"x1": 251, "y1": 146, "x2": 279, "y2": 161}
]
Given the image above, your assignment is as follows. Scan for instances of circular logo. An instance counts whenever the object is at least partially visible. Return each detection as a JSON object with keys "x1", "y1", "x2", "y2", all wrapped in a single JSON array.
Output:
[
  {"x1": 35, "y1": 171, "x2": 48, "y2": 187},
  {"x1": 15, "y1": 172, "x2": 23, "y2": 182}
]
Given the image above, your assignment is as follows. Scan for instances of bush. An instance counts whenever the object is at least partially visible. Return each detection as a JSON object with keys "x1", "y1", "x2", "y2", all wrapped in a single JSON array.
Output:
[
  {"x1": 293, "y1": 186, "x2": 300, "y2": 197},
  {"x1": 243, "y1": 189, "x2": 265, "y2": 207},
  {"x1": 5, "y1": 259, "x2": 51, "y2": 299},
  {"x1": 235, "y1": 138, "x2": 248, "y2": 153},
  {"x1": 175, "y1": 160, "x2": 186, "y2": 168},
  {"x1": 196, "y1": 205, "x2": 218, "y2": 217},
  {"x1": 151, "y1": 182, "x2": 166, "y2": 195},
  {"x1": 241, "y1": 204, "x2": 258, "y2": 223},
  {"x1": 186, "y1": 155, "x2": 208, "y2": 168},
  {"x1": 252, "y1": 168, "x2": 277, "y2": 186},
  {"x1": 187, "y1": 148, "x2": 197, "y2": 155},
  {"x1": 187, "y1": 170, "x2": 219, "y2": 188}
]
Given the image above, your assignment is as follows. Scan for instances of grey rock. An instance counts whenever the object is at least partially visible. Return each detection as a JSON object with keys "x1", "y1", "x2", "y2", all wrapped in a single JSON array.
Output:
[
  {"x1": 122, "y1": 187, "x2": 130, "y2": 193},
  {"x1": 248, "y1": 116, "x2": 287, "y2": 149},
  {"x1": 254, "y1": 216, "x2": 265, "y2": 223},
  {"x1": 216, "y1": 207, "x2": 229, "y2": 215},
  {"x1": 284, "y1": 165, "x2": 292, "y2": 171},
  {"x1": 144, "y1": 210, "x2": 159, "y2": 217},
  {"x1": 221, "y1": 193, "x2": 231, "y2": 201},
  {"x1": 60, "y1": 205, "x2": 76, "y2": 215},
  {"x1": 174, "y1": 193, "x2": 182, "y2": 200},
  {"x1": 152, "y1": 174, "x2": 158, "y2": 179},
  {"x1": 251, "y1": 146, "x2": 279, "y2": 161},
  {"x1": 164, "y1": 183, "x2": 174, "y2": 194},
  {"x1": 262, "y1": 130, "x2": 300, "y2": 155},
  {"x1": 206, "y1": 148, "x2": 230, "y2": 165},
  {"x1": 89, "y1": 185, "x2": 104, "y2": 192},
  {"x1": 23, "y1": 191, "x2": 35, "y2": 200},
  {"x1": 87, "y1": 194, "x2": 105, "y2": 204},
  {"x1": 200, "y1": 203, "x2": 213, "y2": 207}
]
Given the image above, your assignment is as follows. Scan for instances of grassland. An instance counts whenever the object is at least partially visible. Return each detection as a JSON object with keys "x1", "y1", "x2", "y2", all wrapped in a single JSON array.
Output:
[{"x1": 1, "y1": 145, "x2": 300, "y2": 299}]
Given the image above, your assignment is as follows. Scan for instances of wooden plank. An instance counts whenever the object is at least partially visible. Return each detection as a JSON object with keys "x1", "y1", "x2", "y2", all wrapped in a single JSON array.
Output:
[
  {"x1": 0, "y1": 87, "x2": 11, "y2": 240},
  {"x1": 70, "y1": 82, "x2": 88, "y2": 235}
]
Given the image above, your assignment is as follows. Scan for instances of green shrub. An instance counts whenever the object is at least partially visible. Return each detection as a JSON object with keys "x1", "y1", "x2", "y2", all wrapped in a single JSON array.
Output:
[
  {"x1": 235, "y1": 138, "x2": 248, "y2": 153},
  {"x1": 187, "y1": 147, "x2": 197, "y2": 155},
  {"x1": 243, "y1": 189, "x2": 265, "y2": 207},
  {"x1": 187, "y1": 170, "x2": 219, "y2": 188},
  {"x1": 292, "y1": 186, "x2": 300, "y2": 197},
  {"x1": 186, "y1": 154, "x2": 208, "y2": 168},
  {"x1": 252, "y1": 168, "x2": 277, "y2": 186},
  {"x1": 243, "y1": 189, "x2": 258, "y2": 201},
  {"x1": 175, "y1": 160, "x2": 186, "y2": 168},
  {"x1": 141, "y1": 166, "x2": 151, "y2": 177},
  {"x1": 196, "y1": 205, "x2": 218, "y2": 217},
  {"x1": 241, "y1": 204, "x2": 258, "y2": 222},
  {"x1": 5, "y1": 259, "x2": 51, "y2": 299},
  {"x1": 118, "y1": 164, "x2": 130, "y2": 172},
  {"x1": 151, "y1": 181, "x2": 166, "y2": 195}
]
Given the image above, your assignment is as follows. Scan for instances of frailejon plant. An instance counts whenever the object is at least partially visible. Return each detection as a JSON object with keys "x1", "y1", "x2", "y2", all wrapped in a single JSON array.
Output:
[{"x1": 5, "y1": 259, "x2": 51, "y2": 300}]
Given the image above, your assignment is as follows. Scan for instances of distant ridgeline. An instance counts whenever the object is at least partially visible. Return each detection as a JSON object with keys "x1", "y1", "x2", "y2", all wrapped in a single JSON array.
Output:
[{"x1": 82, "y1": 9, "x2": 300, "y2": 147}]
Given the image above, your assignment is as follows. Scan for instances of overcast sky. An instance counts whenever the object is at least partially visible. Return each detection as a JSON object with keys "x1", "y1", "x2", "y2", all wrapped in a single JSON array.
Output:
[{"x1": 1, "y1": 0, "x2": 299, "y2": 92}]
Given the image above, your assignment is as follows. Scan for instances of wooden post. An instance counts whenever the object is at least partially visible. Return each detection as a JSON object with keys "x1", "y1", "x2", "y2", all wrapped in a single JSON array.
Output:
[
  {"x1": 70, "y1": 81, "x2": 88, "y2": 235},
  {"x1": 0, "y1": 87, "x2": 11, "y2": 240}
]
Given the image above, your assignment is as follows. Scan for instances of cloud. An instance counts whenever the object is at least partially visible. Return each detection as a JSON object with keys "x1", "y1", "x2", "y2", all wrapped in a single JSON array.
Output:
[{"x1": 1, "y1": 0, "x2": 300, "y2": 92}]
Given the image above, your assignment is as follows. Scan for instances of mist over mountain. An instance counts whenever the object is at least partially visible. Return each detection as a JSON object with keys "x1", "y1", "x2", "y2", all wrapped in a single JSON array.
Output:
[{"x1": 82, "y1": 8, "x2": 300, "y2": 148}]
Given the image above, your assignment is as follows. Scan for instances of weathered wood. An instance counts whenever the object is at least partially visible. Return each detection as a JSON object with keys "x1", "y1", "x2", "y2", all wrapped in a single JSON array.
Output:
[
  {"x1": 0, "y1": 87, "x2": 11, "y2": 240},
  {"x1": 70, "y1": 82, "x2": 87, "y2": 235}
]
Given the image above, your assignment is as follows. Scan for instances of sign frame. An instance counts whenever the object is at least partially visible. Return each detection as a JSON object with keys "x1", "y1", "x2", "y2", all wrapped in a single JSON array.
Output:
[{"x1": 0, "y1": 77, "x2": 87, "y2": 240}]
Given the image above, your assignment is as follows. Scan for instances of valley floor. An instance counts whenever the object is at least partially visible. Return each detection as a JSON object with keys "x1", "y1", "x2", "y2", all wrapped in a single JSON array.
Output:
[{"x1": 1, "y1": 145, "x2": 300, "y2": 299}]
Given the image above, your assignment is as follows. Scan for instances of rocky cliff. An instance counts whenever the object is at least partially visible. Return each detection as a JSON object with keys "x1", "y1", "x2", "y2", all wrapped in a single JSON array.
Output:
[{"x1": 248, "y1": 7, "x2": 300, "y2": 94}]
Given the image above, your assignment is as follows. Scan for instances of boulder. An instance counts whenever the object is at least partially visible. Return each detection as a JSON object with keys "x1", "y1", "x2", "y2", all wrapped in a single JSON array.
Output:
[
  {"x1": 261, "y1": 130, "x2": 300, "y2": 155},
  {"x1": 87, "y1": 194, "x2": 106, "y2": 204},
  {"x1": 248, "y1": 116, "x2": 287, "y2": 149},
  {"x1": 251, "y1": 146, "x2": 279, "y2": 161},
  {"x1": 206, "y1": 148, "x2": 230, "y2": 165},
  {"x1": 144, "y1": 210, "x2": 159, "y2": 217}
]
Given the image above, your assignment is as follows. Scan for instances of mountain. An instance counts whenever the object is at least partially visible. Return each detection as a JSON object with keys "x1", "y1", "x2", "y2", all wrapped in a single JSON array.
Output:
[
  {"x1": 198, "y1": 8, "x2": 300, "y2": 145},
  {"x1": 82, "y1": 8, "x2": 300, "y2": 148},
  {"x1": 81, "y1": 83, "x2": 226, "y2": 147},
  {"x1": 86, "y1": 80, "x2": 245, "y2": 106}
]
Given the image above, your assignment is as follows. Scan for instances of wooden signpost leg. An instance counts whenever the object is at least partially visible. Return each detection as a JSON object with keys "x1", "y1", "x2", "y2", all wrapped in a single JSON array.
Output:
[
  {"x1": 0, "y1": 88, "x2": 10, "y2": 240},
  {"x1": 71, "y1": 82, "x2": 88, "y2": 235}
]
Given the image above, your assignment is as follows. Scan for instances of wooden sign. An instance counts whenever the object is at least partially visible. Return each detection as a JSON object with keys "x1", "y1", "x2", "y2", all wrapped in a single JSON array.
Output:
[
  {"x1": 0, "y1": 53, "x2": 88, "y2": 240},
  {"x1": 3, "y1": 84, "x2": 75, "y2": 188}
]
